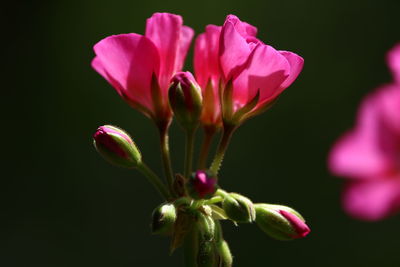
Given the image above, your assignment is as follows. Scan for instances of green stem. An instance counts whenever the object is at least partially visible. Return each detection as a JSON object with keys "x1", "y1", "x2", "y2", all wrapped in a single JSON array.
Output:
[
  {"x1": 184, "y1": 129, "x2": 196, "y2": 178},
  {"x1": 158, "y1": 124, "x2": 175, "y2": 196},
  {"x1": 209, "y1": 125, "x2": 236, "y2": 175},
  {"x1": 198, "y1": 127, "x2": 216, "y2": 169},
  {"x1": 204, "y1": 195, "x2": 223, "y2": 205},
  {"x1": 137, "y1": 163, "x2": 170, "y2": 199},
  {"x1": 215, "y1": 189, "x2": 229, "y2": 198}
]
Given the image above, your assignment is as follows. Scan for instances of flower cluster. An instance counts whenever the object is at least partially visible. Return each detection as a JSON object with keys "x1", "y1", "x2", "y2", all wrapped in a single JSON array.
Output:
[
  {"x1": 92, "y1": 12, "x2": 309, "y2": 266},
  {"x1": 329, "y1": 44, "x2": 400, "y2": 221}
]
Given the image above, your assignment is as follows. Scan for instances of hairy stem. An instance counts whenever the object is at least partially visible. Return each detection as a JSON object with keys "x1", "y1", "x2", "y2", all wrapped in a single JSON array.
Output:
[
  {"x1": 184, "y1": 129, "x2": 196, "y2": 178},
  {"x1": 198, "y1": 127, "x2": 217, "y2": 169},
  {"x1": 137, "y1": 163, "x2": 170, "y2": 199},
  {"x1": 209, "y1": 125, "x2": 236, "y2": 175},
  {"x1": 158, "y1": 123, "x2": 175, "y2": 196}
]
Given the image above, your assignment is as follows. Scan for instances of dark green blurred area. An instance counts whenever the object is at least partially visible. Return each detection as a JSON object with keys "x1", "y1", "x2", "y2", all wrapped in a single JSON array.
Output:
[{"x1": 4, "y1": 0, "x2": 400, "y2": 266}]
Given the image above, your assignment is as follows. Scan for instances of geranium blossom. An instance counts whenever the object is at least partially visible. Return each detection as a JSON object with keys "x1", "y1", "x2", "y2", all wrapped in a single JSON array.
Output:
[
  {"x1": 195, "y1": 15, "x2": 304, "y2": 126},
  {"x1": 92, "y1": 13, "x2": 193, "y2": 122},
  {"x1": 329, "y1": 44, "x2": 400, "y2": 221}
]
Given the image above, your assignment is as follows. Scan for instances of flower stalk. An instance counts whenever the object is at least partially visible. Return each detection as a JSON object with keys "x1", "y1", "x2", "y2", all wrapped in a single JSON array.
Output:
[
  {"x1": 184, "y1": 128, "x2": 196, "y2": 178},
  {"x1": 198, "y1": 127, "x2": 217, "y2": 169},
  {"x1": 158, "y1": 124, "x2": 176, "y2": 197},
  {"x1": 209, "y1": 124, "x2": 236, "y2": 175},
  {"x1": 137, "y1": 163, "x2": 171, "y2": 200}
]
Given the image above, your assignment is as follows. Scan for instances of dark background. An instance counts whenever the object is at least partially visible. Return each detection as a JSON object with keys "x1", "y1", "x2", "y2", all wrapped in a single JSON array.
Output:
[{"x1": 4, "y1": 0, "x2": 400, "y2": 266}]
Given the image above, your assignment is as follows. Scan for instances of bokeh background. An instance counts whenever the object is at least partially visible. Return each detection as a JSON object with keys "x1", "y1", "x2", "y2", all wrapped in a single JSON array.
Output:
[{"x1": 4, "y1": 0, "x2": 400, "y2": 266}]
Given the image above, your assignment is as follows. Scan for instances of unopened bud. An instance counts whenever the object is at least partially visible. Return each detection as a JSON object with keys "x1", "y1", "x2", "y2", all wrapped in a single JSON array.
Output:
[
  {"x1": 151, "y1": 203, "x2": 177, "y2": 235},
  {"x1": 222, "y1": 193, "x2": 255, "y2": 223},
  {"x1": 254, "y1": 204, "x2": 310, "y2": 240},
  {"x1": 197, "y1": 212, "x2": 215, "y2": 242},
  {"x1": 217, "y1": 240, "x2": 233, "y2": 267},
  {"x1": 93, "y1": 125, "x2": 141, "y2": 168},
  {"x1": 168, "y1": 72, "x2": 203, "y2": 130},
  {"x1": 188, "y1": 170, "x2": 217, "y2": 199}
]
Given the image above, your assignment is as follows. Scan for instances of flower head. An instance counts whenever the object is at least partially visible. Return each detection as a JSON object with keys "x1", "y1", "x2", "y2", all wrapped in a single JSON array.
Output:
[
  {"x1": 92, "y1": 13, "x2": 194, "y2": 124},
  {"x1": 195, "y1": 15, "x2": 304, "y2": 127},
  {"x1": 329, "y1": 44, "x2": 400, "y2": 221}
]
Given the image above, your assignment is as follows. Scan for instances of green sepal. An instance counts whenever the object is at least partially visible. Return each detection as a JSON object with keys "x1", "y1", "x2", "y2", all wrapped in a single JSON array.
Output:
[
  {"x1": 231, "y1": 90, "x2": 260, "y2": 124},
  {"x1": 93, "y1": 125, "x2": 142, "y2": 168},
  {"x1": 197, "y1": 212, "x2": 215, "y2": 242},
  {"x1": 151, "y1": 203, "x2": 177, "y2": 235},
  {"x1": 170, "y1": 212, "x2": 194, "y2": 253},
  {"x1": 210, "y1": 205, "x2": 228, "y2": 220},
  {"x1": 254, "y1": 203, "x2": 302, "y2": 241},
  {"x1": 222, "y1": 193, "x2": 255, "y2": 223}
]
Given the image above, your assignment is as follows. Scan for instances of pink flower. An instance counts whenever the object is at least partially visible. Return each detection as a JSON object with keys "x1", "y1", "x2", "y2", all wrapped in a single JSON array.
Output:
[
  {"x1": 92, "y1": 13, "x2": 194, "y2": 123},
  {"x1": 329, "y1": 44, "x2": 400, "y2": 221},
  {"x1": 195, "y1": 15, "x2": 304, "y2": 126}
]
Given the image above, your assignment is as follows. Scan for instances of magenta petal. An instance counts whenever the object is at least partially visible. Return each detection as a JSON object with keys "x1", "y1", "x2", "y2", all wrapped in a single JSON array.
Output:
[
  {"x1": 145, "y1": 13, "x2": 192, "y2": 90},
  {"x1": 343, "y1": 178, "x2": 400, "y2": 221},
  {"x1": 176, "y1": 26, "x2": 195, "y2": 72},
  {"x1": 329, "y1": 87, "x2": 400, "y2": 179},
  {"x1": 233, "y1": 44, "x2": 290, "y2": 109},
  {"x1": 194, "y1": 25, "x2": 222, "y2": 89},
  {"x1": 92, "y1": 57, "x2": 124, "y2": 95},
  {"x1": 225, "y1": 15, "x2": 257, "y2": 38},
  {"x1": 387, "y1": 43, "x2": 400, "y2": 84},
  {"x1": 219, "y1": 18, "x2": 253, "y2": 79},
  {"x1": 279, "y1": 210, "x2": 310, "y2": 238},
  {"x1": 279, "y1": 51, "x2": 304, "y2": 90},
  {"x1": 92, "y1": 33, "x2": 160, "y2": 110},
  {"x1": 379, "y1": 85, "x2": 400, "y2": 134}
]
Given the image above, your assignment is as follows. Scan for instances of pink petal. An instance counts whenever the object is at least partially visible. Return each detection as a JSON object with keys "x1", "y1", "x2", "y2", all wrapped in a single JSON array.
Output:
[
  {"x1": 145, "y1": 13, "x2": 193, "y2": 91},
  {"x1": 92, "y1": 33, "x2": 160, "y2": 110},
  {"x1": 232, "y1": 44, "x2": 290, "y2": 110},
  {"x1": 379, "y1": 85, "x2": 400, "y2": 134},
  {"x1": 279, "y1": 210, "x2": 310, "y2": 238},
  {"x1": 225, "y1": 15, "x2": 257, "y2": 38},
  {"x1": 194, "y1": 25, "x2": 223, "y2": 126},
  {"x1": 279, "y1": 51, "x2": 304, "y2": 90},
  {"x1": 194, "y1": 25, "x2": 222, "y2": 89},
  {"x1": 219, "y1": 17, "x2": 254, "y2": 80},
  {"x1": 343, "y1": 177, "x2": 400, "y2": 221},
  {"x1": 329, "y1": 89, "x2": 395, "y2": 179},
  {"x1": 387, "y1": 43, "x2": 400, "y2": 84},
  {"x1": 176, "y1": 26, "x2": 195, "y2": 72},
  {"x1": 92, "y1": 57, "x2": 124, "y2": 95}
]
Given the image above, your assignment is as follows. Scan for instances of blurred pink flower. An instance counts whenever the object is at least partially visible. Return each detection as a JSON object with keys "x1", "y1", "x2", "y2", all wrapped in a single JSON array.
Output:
[
  {"x1": 92, "y1": 13, "x2": 194, "y2": 123},
  {"x1": 329, "y1": 44, "x2": 400, "y2": 221},
  {"x1": 195, "y1": 15, "x2": 304, "y2": 127}
]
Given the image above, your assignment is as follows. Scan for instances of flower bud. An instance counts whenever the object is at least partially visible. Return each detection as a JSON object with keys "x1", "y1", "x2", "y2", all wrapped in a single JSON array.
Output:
[
  {"x1": 151, "y1": 203, "x2": 177, "y2": 235},
  {"x1": 222, "y1": 193, "x2": 255, "y2": 223},
  {"x1": 188, "y1": 170, "x2": 217, "y2": 199},
  {"x1": 197, "y1": 212, "x2": 215, "y2": 242},
  {"x1": 168, "y1": 72, "x2": 203, "y2": 131},
  {"x1": 93, "y1": 125, "x2": 141, "y2": 168},
  {"x1": 254, "y1": 204, "x2": 310, "y2": 240},
  {"x1": 217, "y1": 240, "x2": 233, "y2": 267}
]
